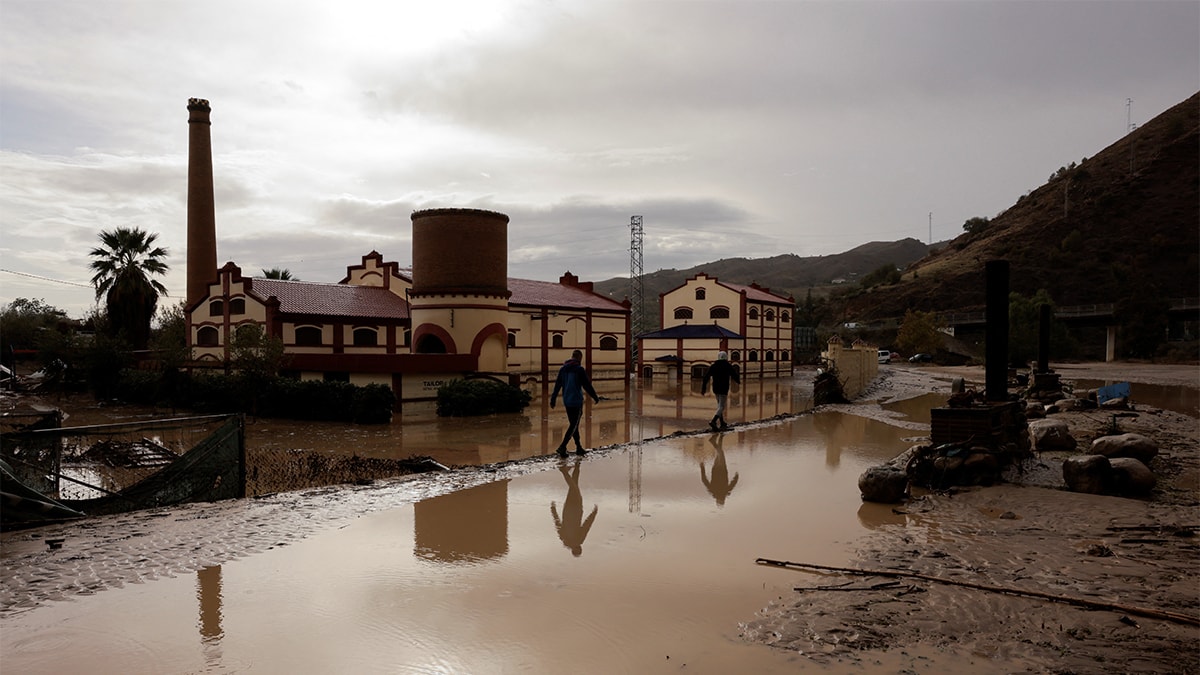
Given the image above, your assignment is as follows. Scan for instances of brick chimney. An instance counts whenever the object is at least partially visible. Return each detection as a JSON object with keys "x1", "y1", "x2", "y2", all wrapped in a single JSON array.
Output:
[{"x1": 186, "y1": 98, "x2": 217, "y2": 306}]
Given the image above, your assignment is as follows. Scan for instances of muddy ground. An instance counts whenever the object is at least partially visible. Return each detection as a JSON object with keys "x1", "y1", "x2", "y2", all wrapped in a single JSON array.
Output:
[
  {"x1": 742, "y1": 363, "x2": 1199, "y2": 674},
  {"x1": 2, "y1": 363, "x2": 1196, "y2": 674}
]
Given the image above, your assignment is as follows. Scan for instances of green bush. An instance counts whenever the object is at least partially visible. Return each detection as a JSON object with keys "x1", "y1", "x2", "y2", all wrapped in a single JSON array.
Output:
[{"x1": 436, "y1": 378, "x2": 531, "y2": 417}]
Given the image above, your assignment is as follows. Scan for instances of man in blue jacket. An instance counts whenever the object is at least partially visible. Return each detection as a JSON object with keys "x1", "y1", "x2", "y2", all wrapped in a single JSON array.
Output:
[
  {"x1": 701, "y1": 350, "x2": 739, "y2": 431},
  {"x1": 550, "y1": 349, "x2": 600, "y2": 457}
]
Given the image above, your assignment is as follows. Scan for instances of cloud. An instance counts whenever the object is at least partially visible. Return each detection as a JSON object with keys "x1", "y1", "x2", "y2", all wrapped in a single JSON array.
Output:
[{"x1": 1, "y1": 0, "x2": 1196, "y2": 319}]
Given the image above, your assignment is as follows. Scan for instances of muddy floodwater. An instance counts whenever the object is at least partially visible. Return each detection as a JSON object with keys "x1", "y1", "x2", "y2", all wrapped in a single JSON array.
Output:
[{"x1": 2, "y1": 372, "x2": 941, "y2": 673}]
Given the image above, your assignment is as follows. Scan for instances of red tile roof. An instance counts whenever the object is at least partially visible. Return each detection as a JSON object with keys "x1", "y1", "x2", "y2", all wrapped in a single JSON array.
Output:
[
  {"x1": 249, "y1": 278, "x2": 410, "y2": 319},
  {"x1": 507, "y1": 278, "x2": 627, "y2": 311},
  {"x1": 720, "y1": 281, "x2": 792, "y2": 305}
]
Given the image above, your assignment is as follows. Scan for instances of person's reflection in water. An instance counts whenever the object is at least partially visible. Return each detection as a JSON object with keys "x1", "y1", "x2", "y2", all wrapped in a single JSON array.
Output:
[
  {"x1": 551, "y1": 462, "x2": 598, "y2": 557},
  {"x1": 701, "y1": 432, "x2": 739, "y2": 507}
]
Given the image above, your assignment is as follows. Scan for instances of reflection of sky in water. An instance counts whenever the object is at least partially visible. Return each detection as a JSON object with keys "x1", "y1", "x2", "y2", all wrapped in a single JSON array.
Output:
[{"x1": 1, "y1": 404, "x2": 947, "y2": 674}]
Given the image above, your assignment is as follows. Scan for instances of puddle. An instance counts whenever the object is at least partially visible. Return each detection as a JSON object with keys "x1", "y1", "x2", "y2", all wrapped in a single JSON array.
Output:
[
  {"x1": 1067, "y1": 378, "x2": 1199, "y2": 417},
  {"x1": 880, "y1": 392, "x2": 949, "y2": 424},
  {"x1": 246, "y1": 375, "x2": 815, "y2": 468},
  {"x1": 0, "y1": 398, "x2": 948, "y2": 674}
]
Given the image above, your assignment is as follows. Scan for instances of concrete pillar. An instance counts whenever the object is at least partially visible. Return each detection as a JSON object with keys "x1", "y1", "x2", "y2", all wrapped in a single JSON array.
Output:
[
  {"x1": 186, "y1": 98, "x2": 217, "y2": 307},
  {"x1": 1106, "y1": 325, "x2": 1118, "y2": 362}
]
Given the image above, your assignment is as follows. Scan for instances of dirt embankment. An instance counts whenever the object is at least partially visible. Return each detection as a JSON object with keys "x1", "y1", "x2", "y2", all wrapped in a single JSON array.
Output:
[{"x1": 742, "y1": 363, "x2": 1199, "y2": 674}]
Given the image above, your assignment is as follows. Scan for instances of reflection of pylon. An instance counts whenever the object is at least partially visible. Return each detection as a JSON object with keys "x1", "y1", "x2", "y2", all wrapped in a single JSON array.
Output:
[
  {"x1": 628, "y1": 388, "x2": 643, "y2": 514},
  {"x1": 628, "y1": 443, "x2": 642, "y2": 514}
]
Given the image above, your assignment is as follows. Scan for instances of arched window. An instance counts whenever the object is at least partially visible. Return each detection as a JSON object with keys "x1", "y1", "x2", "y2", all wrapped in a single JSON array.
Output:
[
  {"x1": 695, "y1": 288, "x2": 706, "y2": 300},
  {"x1": 749, "y1": 350, "x2": 759, "y2": 362},
  {"x1": 765, "y1": 351, "x2": 775, "y2": 361},
  {"x1": 229, "y1": 298, "x2": 246, "y2": 315},
  {"x1": 295, "y1": 326, "x2": 322, "y2": 346},
  {"x1": 353, "y1": 327, "x2": 378, "y2": 347},
  {"x1": 208, "y1": 300, "x2": 224, "y2": 317},
  {"x1": 781, "y1": 350, "x2": 790, "y2": 362},
  {"x1": 730, "y1": 350, "x2": 741, "y2": 362},
  {"x1": 551, "y1": 334, "x2": 564, "y2": 348},
  {"x1": 197, "y1": 326, "x2": 219, "y2": 347},
  {"x1": 599, "y1": 335, "x2": 618, "y2": 350},
  {"x1": 781, "y1": 311, "x2": 791, "y2": 323},
  {"x1": 507, "y1": 332, "x2": 517, "y2": 348},
  {"x1": 709, "y1": 306, "x2": 729, "y2": 319},
  {"x1": 748, "y1": 307, "x2": 759, "y2": 320},
  {"x1": 765, "y1": 309, "x2": 775, "y2": 321},
  {"x1": 415, "y1": 334, "x2": 446, "y2": 354},
  {"x1": 673, "y1": 307, "x2": 693, "y2": 320},
  {"x1": 641, "y1": 365, "x2": 654, "y2": 378}
]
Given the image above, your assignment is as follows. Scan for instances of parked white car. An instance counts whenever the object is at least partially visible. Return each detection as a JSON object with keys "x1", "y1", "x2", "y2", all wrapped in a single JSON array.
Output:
[{"x1": 878, "y1": 349, "x2": 891, "y2": 364}]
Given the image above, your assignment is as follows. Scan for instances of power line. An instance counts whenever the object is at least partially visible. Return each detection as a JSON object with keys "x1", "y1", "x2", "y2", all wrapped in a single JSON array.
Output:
[
  {"x1": 0, "y1": 268, "x2": 93, "y2": 289},
  {"x1": 0, "y1": 269, "x2": 184, "y2": 299}
]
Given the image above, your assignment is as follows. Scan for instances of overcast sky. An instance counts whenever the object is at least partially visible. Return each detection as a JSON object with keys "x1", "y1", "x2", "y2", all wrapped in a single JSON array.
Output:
[{"x1": 1, "y1": 0, "x2": 1196, "y2": 318}]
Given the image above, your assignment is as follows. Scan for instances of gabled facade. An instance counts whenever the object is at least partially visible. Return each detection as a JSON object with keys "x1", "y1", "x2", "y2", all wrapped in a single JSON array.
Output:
[{"x1": 638, "y1": 272, "x2": 794, "y2": 380}]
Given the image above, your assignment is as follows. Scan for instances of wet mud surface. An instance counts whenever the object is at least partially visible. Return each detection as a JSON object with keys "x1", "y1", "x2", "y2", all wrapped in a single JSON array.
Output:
[
  {"x1": 2, "y1": 363, "x2": 1196, "y2": 673},
  {"x1": 742, "y1": 363, "x2": 1200, "y2": 674}
]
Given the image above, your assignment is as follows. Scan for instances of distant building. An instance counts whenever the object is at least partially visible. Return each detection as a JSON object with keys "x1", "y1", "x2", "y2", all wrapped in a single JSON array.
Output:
[
  {"x1": 181, "y1": 101, "x2": 628, "y2": 405},
  {"x1": 637, "y1": 272, "x2": 795, "y2": 380}
]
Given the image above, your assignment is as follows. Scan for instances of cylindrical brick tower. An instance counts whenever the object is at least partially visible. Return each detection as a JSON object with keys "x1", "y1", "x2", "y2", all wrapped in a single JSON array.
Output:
[
  {"x1": 186, "y1": 98, "x2": 217, "y2": 306},
  {"x1": 409, "y1": 208, "x2": 511, "y2": 373},
  {"x1": 411, "y1": 208, "x2": 509, "y2": 296}
]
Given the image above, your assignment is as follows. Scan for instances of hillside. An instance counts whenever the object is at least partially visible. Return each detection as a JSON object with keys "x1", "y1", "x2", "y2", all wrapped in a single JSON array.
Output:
[
  {"x1": 592, "y1": 238, "x2": 934, "y2": 312},
  {"x1": 844, "y1": 91, "x2": 1199, "y2": 320}
]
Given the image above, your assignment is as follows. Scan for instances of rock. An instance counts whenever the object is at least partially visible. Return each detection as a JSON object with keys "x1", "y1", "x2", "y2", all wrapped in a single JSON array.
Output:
[
  {"x1": 1062, "y1": 455, "x2": 1112, "y2": 494},
  {"x1": 1024, "y1": 400, "x2": 1046, "y2": 419},
  {"x1": 963, "y1": 451, "x2": 1000, "y2": 485},
  {"x1": 858, "y1": 465, "x2": 909, "y2": 503},
  {"x1": 1028, "y1": 418, "x2": 1077, "y2": 452},
  {"x1": 1090, "y1": 433, "x2": 1159, "y2": 463},
  {"x1": 1099, "y1": 396, "x2": 1129, "y2": 410},
  {"x1": 1052, "y1": 397, "x2": 1094, "y2": 411},
  {"x1": 1109, "y1": 457, "x2": 1157, "y2": 496}
]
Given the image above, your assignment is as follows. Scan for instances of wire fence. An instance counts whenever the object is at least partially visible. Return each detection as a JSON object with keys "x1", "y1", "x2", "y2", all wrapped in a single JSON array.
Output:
[{"x1": 1, "y1": 412, "x2": 442, "y2": 528}]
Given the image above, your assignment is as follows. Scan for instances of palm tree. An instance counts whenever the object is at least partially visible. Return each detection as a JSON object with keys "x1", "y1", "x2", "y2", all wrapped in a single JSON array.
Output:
[
  {"x1": 262, "y1": 267, "x2": 295, "y2": 280},
  {"x1": 88, "y1": 227, "x2": 169, "y2": 350}
]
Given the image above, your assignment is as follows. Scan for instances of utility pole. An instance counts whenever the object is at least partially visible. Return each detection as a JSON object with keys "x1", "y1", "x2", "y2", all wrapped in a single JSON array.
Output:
[{"x1": 928, "y1": 212, "x2": 932, "y2": 244}]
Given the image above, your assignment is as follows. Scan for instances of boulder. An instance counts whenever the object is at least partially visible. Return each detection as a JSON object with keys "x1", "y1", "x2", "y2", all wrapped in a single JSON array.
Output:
[
  {"x1": 1028, "y1": 418, "x2": 1077, "y2": 452},
  {"x1": 1090, "y1": 433, "x2": 1158, "y2": 463},
  {"x1": 857, "y1": 465, "x2": 909, "y2": 504},
  {"x1": 1052, "y1": 397, "x2": 1095, "y2": 412},
  {"x1": 1062, "y1": 454, "x2": 1111, "y2": 494},
  {"x1": 1099, "y1": 396, "x2": 1129, "y2": 411},
  {"x1": 963, "y1": 451, "x2": 1000, "y2": 485},
  {"x1": 1024, "y1": 400, "x2": 1046, "y2": 419},
  {"x1": 1109, "y1": 457, "x2": 1157, "y2": 496}
]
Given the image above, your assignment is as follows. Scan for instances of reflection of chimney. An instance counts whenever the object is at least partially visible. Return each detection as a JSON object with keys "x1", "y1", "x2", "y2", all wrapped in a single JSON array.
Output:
[{"x1": 187, "y1": 98, "x2": 217, "y2": 306}]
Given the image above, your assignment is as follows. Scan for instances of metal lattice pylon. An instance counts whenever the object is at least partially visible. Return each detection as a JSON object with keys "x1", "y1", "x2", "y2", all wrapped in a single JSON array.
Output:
[{"x1": 629, "y1": 215, "x2": 645, "y2": 343}]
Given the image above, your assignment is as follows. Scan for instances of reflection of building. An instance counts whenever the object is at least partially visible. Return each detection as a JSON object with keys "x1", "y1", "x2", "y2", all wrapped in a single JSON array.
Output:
[
  {"x1": 182, "y1": 100, "x2": 629, "y2": 403},
  {"x1": 414, "y1": 480, "x2": 509, "y2": 563},
  {"x1": 638, "y1": 272, "x2": 795, "y2": 380}
]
